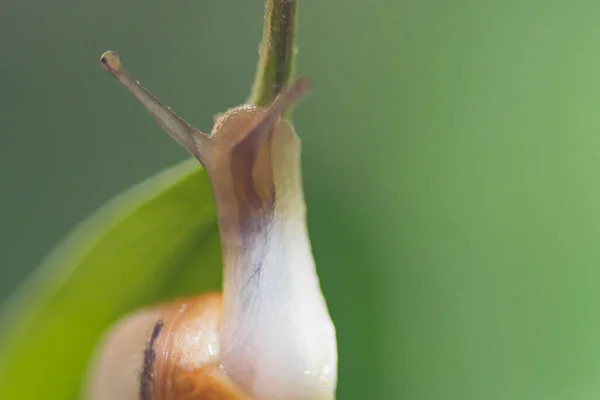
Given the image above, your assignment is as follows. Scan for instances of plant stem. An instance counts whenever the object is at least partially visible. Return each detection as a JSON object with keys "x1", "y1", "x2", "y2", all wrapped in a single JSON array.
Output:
[{"x1": 247, "y1": 0, "x2": 298, "y2": 107}]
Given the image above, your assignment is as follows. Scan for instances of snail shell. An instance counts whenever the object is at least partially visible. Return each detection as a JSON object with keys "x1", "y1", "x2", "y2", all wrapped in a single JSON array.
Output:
[{"x1": 86, "y1": 293, "x2": 253, "y2": 400}]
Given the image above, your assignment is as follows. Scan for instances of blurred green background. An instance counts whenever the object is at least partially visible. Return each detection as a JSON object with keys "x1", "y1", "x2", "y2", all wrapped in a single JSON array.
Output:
[{"x1": 4, "y1": 0, "x2": 600, "y2": 399}]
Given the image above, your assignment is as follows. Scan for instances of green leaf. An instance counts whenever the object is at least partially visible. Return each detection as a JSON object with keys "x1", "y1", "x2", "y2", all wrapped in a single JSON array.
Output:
[{"x1": 0, "y1": 158, "x2": 222, "y2": 399}]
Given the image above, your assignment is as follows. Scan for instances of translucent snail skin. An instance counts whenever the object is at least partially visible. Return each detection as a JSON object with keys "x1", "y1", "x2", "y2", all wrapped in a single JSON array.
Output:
[{"x1": 84, "y1": 52, "x2": 337, "y2": 400}]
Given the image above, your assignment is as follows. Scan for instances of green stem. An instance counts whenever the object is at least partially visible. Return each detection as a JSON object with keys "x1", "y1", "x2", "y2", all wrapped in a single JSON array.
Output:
[{"x1": 247, "y1": 0, "x2": 298, "y2": 107}]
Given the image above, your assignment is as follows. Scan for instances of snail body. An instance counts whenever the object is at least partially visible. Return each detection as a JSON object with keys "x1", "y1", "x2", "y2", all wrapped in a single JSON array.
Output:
[{"x1": 85, "y1": 53, "x2": 337, "y2": 400}]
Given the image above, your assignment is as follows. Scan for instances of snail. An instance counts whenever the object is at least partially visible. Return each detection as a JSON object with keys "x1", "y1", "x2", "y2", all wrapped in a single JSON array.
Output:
[{"x1": 84, "y1": 51, "x2": 338, "y2": 400}]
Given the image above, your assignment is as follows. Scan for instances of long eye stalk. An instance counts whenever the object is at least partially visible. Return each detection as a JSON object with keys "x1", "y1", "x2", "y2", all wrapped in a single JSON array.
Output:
[
  {"x1": 99, "y1": 51, "x2": 310, "y2": 167},
  {"x1": 100, "y1": 51, "x2": 209, "y2": 163}
]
